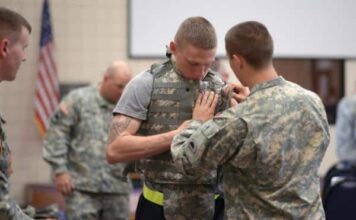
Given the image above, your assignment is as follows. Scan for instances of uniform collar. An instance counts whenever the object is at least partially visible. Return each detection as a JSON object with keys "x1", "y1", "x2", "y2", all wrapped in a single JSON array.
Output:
[
  {"x1": 250, "y1": 76, "x2": 285, "y2": 95},
  {"x1": 94, "y1": 84, "x2": 115, "y2": 109}
]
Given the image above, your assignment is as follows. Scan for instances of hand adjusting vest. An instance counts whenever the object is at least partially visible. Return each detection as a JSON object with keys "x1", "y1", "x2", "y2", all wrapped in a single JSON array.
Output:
[{"x1": 137, "y1": 58, "x2": 227, "y2": 185}]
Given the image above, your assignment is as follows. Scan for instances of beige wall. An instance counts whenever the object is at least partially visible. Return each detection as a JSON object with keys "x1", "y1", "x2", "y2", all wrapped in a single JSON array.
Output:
[{"x1": 0, "y1": 0, "x2": 356, "y2": 204}]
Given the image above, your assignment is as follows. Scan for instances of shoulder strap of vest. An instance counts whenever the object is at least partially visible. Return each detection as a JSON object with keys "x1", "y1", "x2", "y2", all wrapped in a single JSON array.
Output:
[
  {"x1": 149, "y1": 59, "x2": 173, "y2": 77},
  {"x1": 203, "y1": 69, "x2": 224, "y2": 84}
]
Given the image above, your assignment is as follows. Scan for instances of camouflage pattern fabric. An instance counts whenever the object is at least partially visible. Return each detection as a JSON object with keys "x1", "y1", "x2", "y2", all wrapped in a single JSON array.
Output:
[
  {"x1": 43, "y1": 85, "x2": 132, "y2": 219},
  {"x1": 138, "y1": 62, "x2": 226, "y2": 185},
  {"x1": 0, "y1": 115, "x2": 10, "y2": 179},
  {"x1": 0, "y1": 115, "x2": 33, "y2": 220},
  {"x1": 172, "y1": 76, "x2": 330, "y2": 219},
  {"x1": 161, "y1": 183, "x2": 215, "y2": 220},
  {"x1": 43, "y1": 85, "x2": 132, "y2": 193},
  {"x1": 336, "y1": 94, "x2": 356, "y2": 161},
  {"x1": 22, "y1": 204, "x2": 60, "y2": 219},
  {"x1": 64, "y1": 190, "x2": 129, "y2": 220},
  {"x1": 135, "y1": 59, "x2": 227, "y2": 219}
]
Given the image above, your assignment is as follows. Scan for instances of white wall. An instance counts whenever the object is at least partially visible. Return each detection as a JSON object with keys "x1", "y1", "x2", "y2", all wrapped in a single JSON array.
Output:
[
  {"x1": 0, "y1": 0, "x2": 355, "y2": 204},
  {"x1": 129, "y1": 0, "x2": 356, "y2": 58}
]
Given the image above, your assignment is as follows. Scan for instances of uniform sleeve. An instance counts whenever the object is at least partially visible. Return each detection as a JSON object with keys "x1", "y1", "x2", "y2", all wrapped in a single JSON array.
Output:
[
  {"x1": 171, "y1": 116, "x2": 248, "y2": 177},
  {"x1": 113, "y1": 71, "x2": 153, "y2": 120},
  {"x1": 0, "y1": 171, "x2": 33, "y2": 220},
  {"x1": 42, "y1": 93, "x2": 78, "y2": 174},
  {"x1": 336, "y1": 98, "x2": 356, "y2": 160}
]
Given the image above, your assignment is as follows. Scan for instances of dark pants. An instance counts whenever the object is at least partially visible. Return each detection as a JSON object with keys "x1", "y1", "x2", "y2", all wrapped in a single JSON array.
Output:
[{"x1": 135, "y1": 193, "x2": 224, "y2": 220}]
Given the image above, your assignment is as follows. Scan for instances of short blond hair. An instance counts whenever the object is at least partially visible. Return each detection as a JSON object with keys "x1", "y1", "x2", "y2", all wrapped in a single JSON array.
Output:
[{"x1": 174, "y1": 16, "x2": 217, "y2": 50}]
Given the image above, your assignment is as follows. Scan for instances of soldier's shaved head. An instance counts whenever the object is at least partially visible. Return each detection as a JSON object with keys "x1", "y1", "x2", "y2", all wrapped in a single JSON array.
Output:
[
  {"x1": 100, "y1": 61, "x2": 132, "y2": 104},
  {"x1": 174, "y1": 16, "x2": 217, "y2": 50}
]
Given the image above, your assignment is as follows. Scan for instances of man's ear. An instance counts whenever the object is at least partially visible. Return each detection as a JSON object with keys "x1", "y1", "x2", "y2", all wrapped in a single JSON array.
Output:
[
  {"x1": 232, "y1": 54, "x2": 241, "y2": 68},
  {"x1": 103, "y1": 73, "x2": 110, "y2": 82},
  {"x1": 169, "y1": 41, "x2": 177, "y2": 54},
  {"x1": 232, "y1": 54, "x2": 245, "y2": 69},
  {"x1": 0, "y1": 38, "x2": 9, "y2": 58},
  {"x1": 102, "y1": 73, "x2": 113, "y2": 88}
]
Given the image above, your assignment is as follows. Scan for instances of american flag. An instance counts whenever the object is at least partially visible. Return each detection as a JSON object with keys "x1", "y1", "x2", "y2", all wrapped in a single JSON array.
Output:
[{"x1": 34, "y1": 0, "x2": 59, "y2": 137}]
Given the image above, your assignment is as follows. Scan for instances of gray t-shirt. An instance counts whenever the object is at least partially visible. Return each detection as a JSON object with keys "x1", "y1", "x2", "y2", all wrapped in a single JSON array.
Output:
[{"x1": 113, "y1": 71, "x2": 153, "y2": 120}]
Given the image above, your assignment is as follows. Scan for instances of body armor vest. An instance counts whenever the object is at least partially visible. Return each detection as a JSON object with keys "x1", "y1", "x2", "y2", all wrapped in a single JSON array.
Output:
[{"x1": 137, "y1": 59, "x2": 227, "y2": 185}]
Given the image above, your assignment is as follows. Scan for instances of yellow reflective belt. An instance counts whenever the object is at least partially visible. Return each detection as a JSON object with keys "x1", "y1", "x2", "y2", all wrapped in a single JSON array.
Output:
[
  {"x1": 143, "y1": 184, "x2": 164, "y2": 206},
  {"x1": 143, "y1": 184, "x2": 221, "y2": 206}
]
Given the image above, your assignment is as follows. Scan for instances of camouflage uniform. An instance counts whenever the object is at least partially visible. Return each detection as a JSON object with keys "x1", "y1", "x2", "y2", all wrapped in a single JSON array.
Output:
[
  {"x1": 0, "y1": 115, "x2": 33, "y2": 220},
  {"x1": 172, "y1": 77, "x2": 330, "y2": 219},
  {"x1": 43, "y1": 85, "x2": 132, "y2": 220},
  {"x1": 115, "y1": 58, "x2": 228, "y2": 220},
  {"x1": 336, "y1": 94, "x2": 356, "y2": 161}
]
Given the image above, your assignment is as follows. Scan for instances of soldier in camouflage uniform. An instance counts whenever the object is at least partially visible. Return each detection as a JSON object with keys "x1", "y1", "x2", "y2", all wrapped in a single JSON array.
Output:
[
  {"x1": 336, "y1": 94, "x2": 356, "y2": 161},
  {"x1": 171, "y1": 21, "x2": 330, "y2": 219},
  {"x1": 43, "y1": 61, "x2": 132, "y2": 220},
  {"x1": 106, "y1": 17, "x2": 249, "y2": 220},
  {"x1": 0, "y1": 7, "x2": 33, "y2": 220}
]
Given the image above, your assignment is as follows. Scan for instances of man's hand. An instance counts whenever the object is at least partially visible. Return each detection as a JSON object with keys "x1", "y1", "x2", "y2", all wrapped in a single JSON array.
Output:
[
  {"x1": 176, "y1": 120, "x2": 191, "y2": 133},
  {"x1": 55, "y1": 172, "x2": 73, "y2": 196},
  {"x1": 226, "y1": 83, "x2": 250, "y2": 106},
  {"x1": 193, "y1": 91, "x2": 219, "y2": 122}
]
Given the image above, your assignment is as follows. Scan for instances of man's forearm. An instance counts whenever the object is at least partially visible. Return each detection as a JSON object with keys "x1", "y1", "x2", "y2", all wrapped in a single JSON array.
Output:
[{"x1": 106, "y1": 129, "x2": 179, "y2": 163}]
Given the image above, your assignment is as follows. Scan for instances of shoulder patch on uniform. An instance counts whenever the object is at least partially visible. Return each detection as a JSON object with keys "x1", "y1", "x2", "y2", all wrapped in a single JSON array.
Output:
[
  {"x1": 59, "y1": 102, "x2": 70, "y2": 115},
  {"x1": 201, "y1": 123, "x2": 220, "y2": 139}
]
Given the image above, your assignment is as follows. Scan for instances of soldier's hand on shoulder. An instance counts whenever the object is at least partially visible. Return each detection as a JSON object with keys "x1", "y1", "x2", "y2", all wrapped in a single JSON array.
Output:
[{"x1": 227, "y1": 83, "x2": 250, "y2": 106}]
